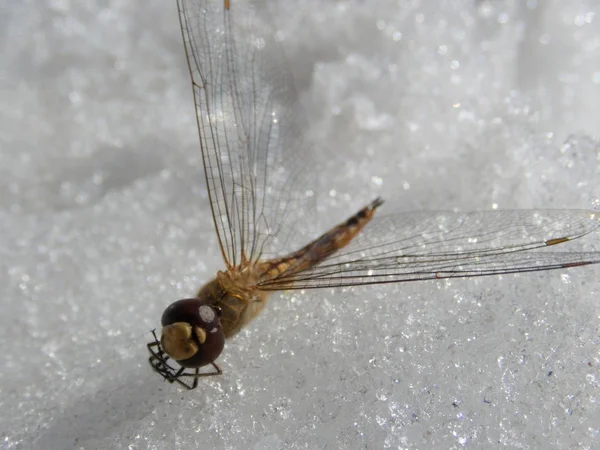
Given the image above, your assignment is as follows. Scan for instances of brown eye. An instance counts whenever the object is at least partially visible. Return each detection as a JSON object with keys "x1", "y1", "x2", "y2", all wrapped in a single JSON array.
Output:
[{"x1": 160, "y1": 298, "x2": 225, "y2": 368}]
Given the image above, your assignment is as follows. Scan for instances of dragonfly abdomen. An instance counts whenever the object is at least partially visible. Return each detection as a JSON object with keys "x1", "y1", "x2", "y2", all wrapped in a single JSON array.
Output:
[{"x1": 258, "y1": 198, "x2": 385, "y2": 285}]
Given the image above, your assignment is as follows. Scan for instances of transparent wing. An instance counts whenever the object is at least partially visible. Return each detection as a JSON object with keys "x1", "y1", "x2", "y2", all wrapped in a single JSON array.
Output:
[
  {"x1": 177, "y1": 0, "x2": 316, "y2": 268},
  {"x1": 257, "y1": 209, "x2": 600, "y2": 290}
]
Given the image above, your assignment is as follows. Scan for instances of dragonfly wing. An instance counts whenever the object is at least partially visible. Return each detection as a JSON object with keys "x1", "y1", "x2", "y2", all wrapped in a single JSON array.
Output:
[
  {"x1": 177, "y1": 0, "x2": 316, "y2": 267},
  {"x1": 258, "y1": 209, "x2": 600, "y2": 289}
]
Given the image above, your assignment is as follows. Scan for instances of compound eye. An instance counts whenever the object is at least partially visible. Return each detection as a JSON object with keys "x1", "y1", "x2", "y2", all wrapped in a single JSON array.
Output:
[
  {"x1": 198, "y1": 304, "x2": 218, "y2": 327},
  {"x1": 160, "y1": 298, "x2": 225, "y2": 368}
]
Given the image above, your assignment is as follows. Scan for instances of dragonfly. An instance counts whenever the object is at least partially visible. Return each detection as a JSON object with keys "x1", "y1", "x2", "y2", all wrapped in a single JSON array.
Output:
[{"x1": 147, "y1": 0, "x2": 600, "y2": 390}]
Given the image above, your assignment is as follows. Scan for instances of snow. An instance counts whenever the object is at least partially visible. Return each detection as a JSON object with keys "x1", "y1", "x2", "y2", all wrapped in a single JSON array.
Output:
[{"x1": 2, "y1": 0, "x2": 600, "y2": 448}]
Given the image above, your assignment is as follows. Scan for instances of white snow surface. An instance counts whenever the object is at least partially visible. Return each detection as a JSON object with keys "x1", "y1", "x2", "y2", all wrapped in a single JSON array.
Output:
[{"x1": 2, "y1": 0, "x2": 600, "y2": 449}]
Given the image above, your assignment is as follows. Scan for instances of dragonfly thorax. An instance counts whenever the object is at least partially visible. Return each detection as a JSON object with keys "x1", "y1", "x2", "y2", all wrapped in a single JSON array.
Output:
[{"x1": 195, "y1": 267, "x2": 271, "y2": 339}]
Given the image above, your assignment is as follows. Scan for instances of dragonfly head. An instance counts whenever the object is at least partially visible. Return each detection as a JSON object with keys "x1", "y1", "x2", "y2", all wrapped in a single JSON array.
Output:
[{"x1": 159, "y1": 298, "x2": 225, "y2": 368}]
